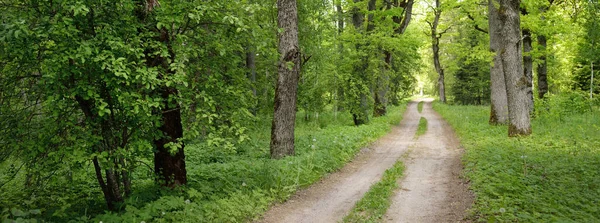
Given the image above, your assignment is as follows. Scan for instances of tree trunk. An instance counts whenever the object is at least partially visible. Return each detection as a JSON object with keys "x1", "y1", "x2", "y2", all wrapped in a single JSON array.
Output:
[
  {"x1": 153, "y1": 86, "x2": 187, "y2": 186},
  {"x1": 488, "y1": 0, "x2": 508, "y2": 125},
  {"x1": 75, "y1": 93, "x2": 125, "y2": 210},
  {"x1": 537, "y1": 34, "x2": 548, "y2": 98},
  {"x1": 270, "y1": 0, "x2": 300, "y2": 159},
  {"x1": 431, "y1": 0, "x2": 445, "y2": 103},
  {"x1": 522, "y1": 29, "x2": 534, "y2": 114},
  {"x1": 93, "y1": 157, "x2": 117, "y2": 211},
  {"x1": 374, "y1": 52, "x2": 390, "y2": 117},
  {"x1": 246, "y1": 49, "x2": 257, "y2": 98},
  {"x1": 350, "y1": 0, "x2": 370, "y2": 126},
  {"x1": 497, "y1": 0, "x2": 532, "y2": 136},
  {"x1": 246, "y1": 47, "x2": 257, "y2": 115},
  {"x1": 137, "y1": 0, "x2": 188, "y2": 188},
  {"x1": 364, "y1": 0, "x2": 388, "y2": 117},
  {"x1": 393, "y1": 0, "x2": 415, "y2": 34},
  {"x1": 336, "y1": 1, "x2": 345, "y2": 112}
]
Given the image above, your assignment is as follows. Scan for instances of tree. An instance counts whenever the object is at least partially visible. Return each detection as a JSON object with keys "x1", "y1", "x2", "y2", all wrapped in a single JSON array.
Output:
[
  {"x1": 496, "y1": 0, "x2": 532, "y2": 136},
  {"x1": 377, "y1": 0, "x2": 415, "y2": 115},
  {"x1": 270, "y1": 0, "x2": 301, "y2": 159},
  {"x1": 348, "y1": 0, "x2": 371, "y2": 126},
  {"x1": 488, "y1": 0, "x2": 509, "y2": 125},
  {"x1": 574, "y1": 0, "x2": 600, "y2": 96},
  {"x1": 427, "y1": 0, "x2": 449, "y2": 103},
  {"x1": 521, "y1": 23, "x2": 534, "y2": 114},
  {"x1": 139, "y1": 1, "x2": 188, "y2": 188}
]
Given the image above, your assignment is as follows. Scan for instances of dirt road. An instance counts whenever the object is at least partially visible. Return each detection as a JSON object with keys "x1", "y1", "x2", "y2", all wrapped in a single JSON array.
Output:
[
  {"x1": 384, "y1": 99, "x2": 473, "y2": 222},
  {"x1": 258, "y1": 99, "x2": 472, "y2": 223}
]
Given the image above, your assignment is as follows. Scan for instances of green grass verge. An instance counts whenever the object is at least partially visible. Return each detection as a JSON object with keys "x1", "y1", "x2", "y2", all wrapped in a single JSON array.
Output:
[
  {"x1": 343, "y1": 159, "x2": 405, "y2": 223},
  {"x1": 433, "y1": 102, "x2": 600, "y2": 222},
  {"x1": 417, "y1": 101, "x2": 424, "y2": 113},
  {"x1": 415, "y1": 117, "x2": 428, "y2": 137},
  {"x1": 76, "y1": 105, "x2": 409, "y2": 222}
]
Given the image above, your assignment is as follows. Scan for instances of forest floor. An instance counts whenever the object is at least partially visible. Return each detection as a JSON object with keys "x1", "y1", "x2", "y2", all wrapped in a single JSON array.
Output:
[{"x1": 258, "y1": 99, "x2": 473, "y2": 223}]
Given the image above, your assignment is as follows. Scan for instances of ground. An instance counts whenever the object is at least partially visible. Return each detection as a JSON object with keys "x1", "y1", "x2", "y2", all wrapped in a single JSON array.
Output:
[{"x1": 258, "y1": 99, "x2": 473, "y2": 223}]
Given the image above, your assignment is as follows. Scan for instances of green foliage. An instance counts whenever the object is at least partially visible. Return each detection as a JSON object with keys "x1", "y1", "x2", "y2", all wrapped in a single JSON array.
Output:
[
  {"x1": 1, "y1": 105, "x2": 407, "y2": 222},
  {"x1": 89, "y1": 105, "x2": 407, "y2": 222},
  {"x1": 417, "y1": 101, "x2": 424, "y2": 113},
  {"x1": 415, "y1": 117, "x2": 428, "y2": 137},
  {"x1": 0, "y1": 0, "x2": 420, "y2": 220},
  {"x1": 535, "y1": 91, "x2": 598, "y2": 121},
  {"x1": 343, "y1": 159, "x2": 405, "y2": 223},
  {"x1": 434, "y1": 97, "x2": 600, "y2": 222},
  {"x1": 573, "y1": 0, "x2": 600, "y2": 95}
]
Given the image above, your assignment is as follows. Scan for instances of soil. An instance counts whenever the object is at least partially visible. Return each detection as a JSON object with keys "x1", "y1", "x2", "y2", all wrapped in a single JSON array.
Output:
[
  {"x1": 384, "y1": 98, "x2": 473, "y2": 222},
  {"x1": 257, "y1": 99, "x2": 473, "y2": 223}
]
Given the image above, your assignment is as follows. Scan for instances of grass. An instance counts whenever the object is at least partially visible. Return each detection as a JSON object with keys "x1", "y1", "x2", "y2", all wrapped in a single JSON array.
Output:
[
  {"x1": 433, "y1": 100, "x2": 600, "y2": 222},
  {"x1": 343, "y1": 159, "x2": 405, "y2": 223},
  {"x1": 415, "y1": 117, "x2": 428, "y2": 137},
  {"x1": 417, "y1": 101, "x2": 424, "y2": 113}
]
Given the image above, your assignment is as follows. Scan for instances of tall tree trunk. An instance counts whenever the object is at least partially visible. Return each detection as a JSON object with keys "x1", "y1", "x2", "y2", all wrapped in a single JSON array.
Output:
[
  {"x1": 350, "y1": 0, "x2": 370, "y2": 126},
  {"x1": 363, "y1": 0, "x2": 388, "y2": 117},
  {"x1": 497, "y1": 0, "x2": 532, "y2": 136},
  {"x1": 336, "y1": 1, "x2": 345, "y2": 112},
  {"x1": 433, "y1": 41, "x2": 445, "y2": 103},
  {"x1": 537, "y1": 34, "x2": 548, "y2": 98},
  {"x1": 270, "y1": 0, "x2": 300, "y2": 159},
  {"x1": 374, "y1": 62, "x2": 389, "y2": 117},
  {"x1": 246, "y1": 49, "x2": 257, "y2": 97},
  {"x1": 431, "y1": 0, "x2": 445, "y2": 103},
  {"x1": 153, "y1": 85, "x2": 187, "y2": 186},
  {"x1": 523, "y1": 29, "x2": 534, "y2": 114},
  {"x1": 137, "y1": 2, "x2": 188, "y2": 187},
  {"x1": 75, "y1": 93, "x2": 124, "y2": 210},
  {"x1": 488, "y1": 0, "x2": 508, "y2": 125},
  {"x1": 246, "y1": 47, "x2": 257, "y2": 115}
]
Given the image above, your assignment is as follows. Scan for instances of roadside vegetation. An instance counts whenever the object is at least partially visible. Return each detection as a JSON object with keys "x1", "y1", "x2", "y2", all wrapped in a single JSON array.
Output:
[
  {"x1": 415, "y1": 117, "x2": 428, "y2": 137},
  {"x1": 1, "y1": 105, "x2": 406, "y2": 222},
  {"x1": 343, "y1": 159, "x2": 405, "y2": 223},
  {"x1": 434, "y1": 93, "x2": 600, "y2": 222}
]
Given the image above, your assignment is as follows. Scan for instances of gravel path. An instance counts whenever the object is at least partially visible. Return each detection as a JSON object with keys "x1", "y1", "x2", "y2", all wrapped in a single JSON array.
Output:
[
  {"x1": 384, "y1": 99, "x2": 473, "y2": 222},
  {"x1": 257, "y1": 99, "x2": 472, "y2": 223}
]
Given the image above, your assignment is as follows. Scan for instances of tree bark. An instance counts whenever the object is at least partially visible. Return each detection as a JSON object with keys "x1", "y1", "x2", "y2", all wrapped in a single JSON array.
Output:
[
  {"x1": 431, "y1": 0, "x2": 446, "y2": 103},
  {"x1": 246, "y1": 47, "x2": 257, "y2": 115},
  {"x1": 75, "y1": 93, "x2": 125, "y2": 210},
  {"x1": 497, "y1": 0, "x2": 532, "y2": 136},
  {"x1": 488, "y1": 0, "x2": 508, "y2": 125},
  {"x1": 523, "y1": 29, "x2": 534, "y2": 114},
  {"x1": 350, "y1": 0, "x2": 370, "y2": 125},
  {"x1": 270, "y1": 0, "x2": 300, "y2": 159},
  {"x1": 394, "y1": 0, "x2": 414, "y2": 34},
  {"x1": 153, "y1": 86, "x2": 187, "y2": 186},
  {"x1": 138, "y1": 1, "x2": 188, "y2": 187},
  {"x1": 336, "y1": 1, "x2": 345, "y2": 112},
  {"x1": 364, "y1": 0, "x2": 388, "y2": 117},
  {"x1": 537, "y1": 34, "x2": 548, "y2": 98}
]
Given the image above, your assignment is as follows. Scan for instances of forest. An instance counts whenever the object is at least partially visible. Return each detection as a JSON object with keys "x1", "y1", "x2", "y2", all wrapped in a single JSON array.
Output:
[{"x1": 1, "y1": 0, "x2": 599, "y2": 222}]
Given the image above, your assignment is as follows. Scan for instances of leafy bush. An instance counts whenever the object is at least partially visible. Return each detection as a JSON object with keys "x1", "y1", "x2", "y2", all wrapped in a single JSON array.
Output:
[{"x1": 535, "y1": 91, "x2": 596, "y2": 121}]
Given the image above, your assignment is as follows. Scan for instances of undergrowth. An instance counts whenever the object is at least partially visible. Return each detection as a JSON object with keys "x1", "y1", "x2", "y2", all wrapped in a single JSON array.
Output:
[
  {"x1": 415, "y1": 117, "x2": 428, "y2": 137},
  {"x1": 418, "y1": 101, "x2": 424, "y2": 113},
  {"x1": 433, "y1": 92, "x2": 600, "y2": 222},
  {"x1": 343, "y1": 159, "x2": 405, "y2": 223},
  {"x1": 20, "y1": 105, "x2": 406, "y2": 222}
]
